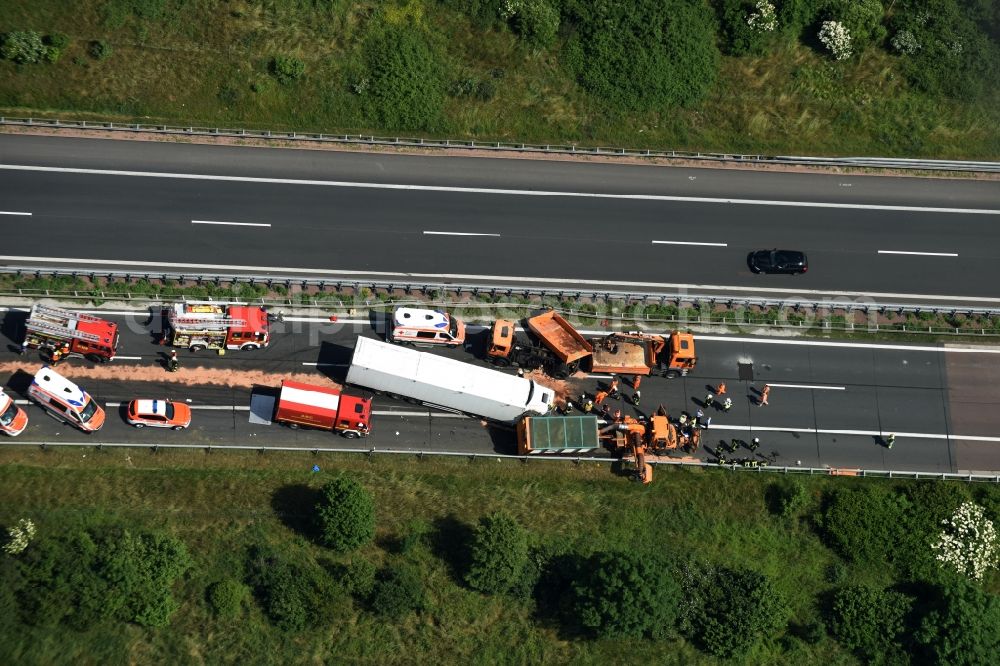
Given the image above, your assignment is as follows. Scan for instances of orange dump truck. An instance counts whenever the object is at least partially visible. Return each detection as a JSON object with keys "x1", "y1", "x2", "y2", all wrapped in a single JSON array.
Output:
[
  {"x1": 487, "y1": 311, "x2": 593, "y2": 379},
  {"x1": 589, "y1": 331, "x2": 697, "y2": 378}
]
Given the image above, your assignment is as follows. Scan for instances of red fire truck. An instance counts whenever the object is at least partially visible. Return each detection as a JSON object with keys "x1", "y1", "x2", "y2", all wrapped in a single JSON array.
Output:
[
  {"x1": 164, "y1": 302, "x2": 270, "y2": 352},
  {"x1": 273, "y1": 380, "x2": 371, "y2": 438},
  {"x1": 23, "y1": 304, "x2": 119, "y2": 363}
]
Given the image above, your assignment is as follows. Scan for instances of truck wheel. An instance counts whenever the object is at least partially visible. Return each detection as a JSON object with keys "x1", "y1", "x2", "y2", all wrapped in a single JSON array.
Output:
[
  {"x1": 86, "y1": 354, "x2": 104, "y2": 363},
  {"x1": 240, "y1": 344, "x2": 259, "y2": 351},
  {"x1": 288, "y1": 423, "x2": 300, "y2": 429},
  {"x1": 664, "y1": 369, "x2": 681, "y2": 379},
  {"x1": 190, "y1": 344, "x2": 206, "y2": 352},
  {"x1": 493, "y1": 357, "x2": 510, "y2": 367},
  {"x1": 343, "y1": 431, "x2": 360, "y2": 439},
  {"x1": 553, "y1": 368, "x2": 569, "y2": 380}
]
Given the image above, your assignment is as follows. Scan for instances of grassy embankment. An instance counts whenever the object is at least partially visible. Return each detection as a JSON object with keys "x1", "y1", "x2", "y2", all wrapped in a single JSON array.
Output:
[
  {"x1": 1, "y1": 446, "x2": 999, "y2": 664},
  {"x1": 0, "y1": 1, "x2": 997, "y2": 159}
]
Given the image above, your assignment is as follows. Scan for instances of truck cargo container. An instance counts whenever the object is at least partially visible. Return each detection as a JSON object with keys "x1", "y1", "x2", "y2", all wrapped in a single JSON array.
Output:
[
  {"x1": 516, "y1": 415, "x2": 601, "y2": 455},
  {"x1": 347, "y1": 337, "x2": 552, "y2": 424}
]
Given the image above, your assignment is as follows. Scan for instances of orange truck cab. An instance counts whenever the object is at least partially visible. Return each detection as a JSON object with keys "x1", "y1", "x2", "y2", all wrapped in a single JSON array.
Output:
[
  {"x1": 589, "y1": 331, "x2": 696, "y2": 378},
  {"x1": 23, "y1": 304, "x2": 119, "y2": 363},
  {"x1": 274, "y1": 380, "x2": 372, "y2": 438},
  {"x1": 390, "y1": 308, "x2": 465, "y2": 347},
  {"x1": 0, "y1": 388, "x2": 29, "y2": 436},
  {"x1": 165, "y1": 302, "x2": 270, "y2": 352},
  {"x1": 27, "y1": 366, "x2": 105, "y2": 433}
]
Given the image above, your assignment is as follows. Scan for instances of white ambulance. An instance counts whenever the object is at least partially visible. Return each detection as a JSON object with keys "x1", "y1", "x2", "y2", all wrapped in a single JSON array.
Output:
[
  {"x1": 389, "y1": 307, "x2": 466, "y2": 347},
  {"x1": 27, "y1": 366, "x2": 106, "y2": 433}
]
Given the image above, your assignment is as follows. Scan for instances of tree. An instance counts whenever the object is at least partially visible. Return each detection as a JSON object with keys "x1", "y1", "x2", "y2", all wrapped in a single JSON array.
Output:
[
  {"x1": 464, "y1": 511, "x2": 529, "y2": 594},
  {"x1": 248, "y1": 547, "x2": 330, "y2": 632},
  {"x1": 916, "y1": 583, "x2": 1000, "y2": 665},
  {"x1": 693, "y1": 566, "x2": 789, "y2": 658},
  {"x1": 570, "y1": 551, "x2": 681, "y2": 639},
  {"x1": 369, "y1": 565, "x2": 425, "y2": 618},
  {"x1": 314, "y1": 476, "x2": 375, "y2": 553},
  {"x1": 1, "y1": 31, "x2": 46, "y2": 64},
  {"x1": 829, "y1": 584, "x2": 911, "y2": 659}
]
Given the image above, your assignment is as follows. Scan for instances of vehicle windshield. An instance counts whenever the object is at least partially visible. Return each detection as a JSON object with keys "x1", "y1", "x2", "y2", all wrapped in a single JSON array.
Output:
[
  {"x1": 165, "y1": 403, "x2": 175, "y2": 419},
  {"x1": 0, "y1": 401, "x2": 16, "y2": 426},
  {"x1": 79, "y1": 398, "x2": 99, "y2": 423},
  {"x1": 448, "y1": 317, "x2": 459, "y2": 338}
]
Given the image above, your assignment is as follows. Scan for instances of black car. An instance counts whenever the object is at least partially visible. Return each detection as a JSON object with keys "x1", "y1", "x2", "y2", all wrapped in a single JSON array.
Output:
[{"x1": 749, "y1": 249, "x2": 808, "y2": 274}]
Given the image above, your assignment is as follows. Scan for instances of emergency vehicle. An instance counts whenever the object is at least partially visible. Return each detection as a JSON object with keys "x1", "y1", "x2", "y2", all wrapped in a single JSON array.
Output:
[
  {"x1": 23, "y1": 304, "x2": 119, "y2": 363},
  {"x1": 273, "y1": 380, "x2": 371, "y2": 438},
  {"x1": 27, "y1": 366, "x2": 105, "y2": 433},
  {"x1": 389, "y1": 307, "x2": 466, "y2": 347},
  {"x1": 164, "y1": 302, "x2": 270, "y2": 352},
  {"x1": 0, "y1": 388, "x2": 29, "y2": 437}
]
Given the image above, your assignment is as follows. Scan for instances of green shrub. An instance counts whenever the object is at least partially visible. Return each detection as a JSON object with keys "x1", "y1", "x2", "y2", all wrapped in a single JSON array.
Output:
[
  {"x1": 916, "y1": 582, "x2": 1000, "y2": 665},
  {"x1": 776, "y1": 0, "x2": 826, "y2": 38},
  {"x1": 2, "y1": 31, "x2": 47, "y2": 64},
  {"x1": 890, "y1": 0, "x2": 1000, "y2": 100},
  {"x1": 89, "y1": 40, "x2": 113, "y2": 61},
  {"x1": 248, "y1": 547, "x2": 329, "y2": 631},
  {"x1": 362, "y1": 25, "x2": 446, "y2": 131},
  {"x1": 829, "y1": 584, "x2": 911, "y2": 659},
  {"x1": 899, "y1": 482, "x2": 973, "y2": 579},
  {"x1": 717, "y1": 0, "x2": 779, "y2": 55},
  {"x1": 818, "y1": 486, "x2": 909, "y2": 566},
  {"x1": 314, "y1": 476, "x2": 375, "y2": 553},
  {"x1": 368, "y1": 565, "x2": 425, "y2": 618},
  {"x1": 207, "y1": 578, "x2": 249, "y2": 617},
  {"x1": 342, "y1": 558, "x2": 377, "y2": 598},
  {"x1": 769, "y1": 478, "x2": 811, "y2": 518},
  {"x1": 269, "y1": 56, "x2": 305, "y2": 85},
  {"x1": 438, "y1": 0, "x2": 502, "y2": 30},
  {"x1": 102, "y1": 0, "x2": 167, "y2": 29},
  {"x1": 571, "y1": 551, "x2": 681, "y2": 639},
  {"x1": 686, "y1": 565, "x2": 789, "y2": 658},
  {"x1": 464, "y1": 511, "x2": 529, "y2": 595},
  {"x1": 43, "y1": 33, "x2": 70, "y2": 63},
  {"x1": 563, "y1": 0, "x2": 720, "y2": 110}
]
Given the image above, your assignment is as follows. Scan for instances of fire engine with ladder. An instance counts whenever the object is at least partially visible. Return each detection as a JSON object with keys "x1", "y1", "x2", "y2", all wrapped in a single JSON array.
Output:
[
  {"x1": 163, "y1": 302, "x2": 270, "y2": 352},
  {"x1": 23, "y1": 304, "x2": 119, "y2": 363}
]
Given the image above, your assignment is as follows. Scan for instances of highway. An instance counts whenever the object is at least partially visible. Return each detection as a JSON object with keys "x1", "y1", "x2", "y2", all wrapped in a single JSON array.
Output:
[
  {"x1": 2, "y1": 305, "x2": 999, "y2": 474},
  {"x1": 1, "y1": 133, "x2": 999, "y2": 474},
  {"x1": 2, "y1": 134, "x2": 1000, "y2": 301}
]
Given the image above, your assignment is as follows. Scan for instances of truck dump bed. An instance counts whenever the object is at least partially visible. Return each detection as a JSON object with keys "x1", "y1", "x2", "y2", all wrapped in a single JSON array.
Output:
[
  {"x1": 589, "y1": 336, "x2": 657, "y2": 375},
  {"x1": 516, "y1": 415, "x2": 601, "y2": 455},
  {"x1": 525, "y1": 311, "x2": 592, "y2": 364}
]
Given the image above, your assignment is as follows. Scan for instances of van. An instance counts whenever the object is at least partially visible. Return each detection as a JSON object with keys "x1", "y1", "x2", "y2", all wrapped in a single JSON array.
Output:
[
  {"x1": 27, "y1": 366, "x2": 105, "y2": 433},
  {"x1": 0, "y1": 388, "x2": 29, "y2": 436},
  {"x1": 389, "y1": 307, "x2": 466, "y2": 347}
]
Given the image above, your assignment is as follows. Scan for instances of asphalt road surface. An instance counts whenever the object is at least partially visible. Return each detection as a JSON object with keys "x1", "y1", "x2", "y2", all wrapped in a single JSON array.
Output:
[
  {"x1": 3, "y1": 304, "x2": 999, "y2": 475},
  {"x1": 2, "y1": 134, "x2": 999, "y2": 302}
]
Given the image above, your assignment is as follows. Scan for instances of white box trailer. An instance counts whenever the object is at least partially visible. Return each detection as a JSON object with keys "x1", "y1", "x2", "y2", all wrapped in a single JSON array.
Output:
[{"x1": 346, "y1": 337, "x2": 553, "y2": 424}]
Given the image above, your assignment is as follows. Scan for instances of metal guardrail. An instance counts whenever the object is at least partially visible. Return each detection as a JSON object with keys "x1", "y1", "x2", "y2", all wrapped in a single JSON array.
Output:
[
  {"x1": 3, "y1": 116, "x2": 998, "y2": 173},
  {"x1": 11, "y1": 440, "x2": 1000, "y2": 482},
  {"x1": 0, "y1": 266, "x2": 1000, "y2": 326}
]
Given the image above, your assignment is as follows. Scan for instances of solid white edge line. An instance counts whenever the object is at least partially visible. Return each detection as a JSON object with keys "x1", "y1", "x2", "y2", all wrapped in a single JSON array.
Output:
[
  {"x1": 878, "y1": 250, "x2": 959, "y2": 257},
  {"x1": 2, "y1": 164, "x2": 998, "y2": 215},
  {"x1": 192, "y1": 220, "x2": 271, "y2": 228},
  {"x1": 689, "y1": 334, "x2": 1000, "y2": 354},
  {"x1": 423, "y1": 231, "x2": 501, "y2": 237},
  {"x1": 0, "y1": 211, "x2": 32, "y2": 216},
  {"x1": 3, "y1": 253, "x2": 999, "y2": 304},
  {"x1": 765, "y1": 383, "x2": 846, "y2": 390},
  {"x1": 112, "y1": 356, "x2": 143, "y2": 361},
  {"x1": 652, "y1": 240, "x2": 728, "y2": 247}
]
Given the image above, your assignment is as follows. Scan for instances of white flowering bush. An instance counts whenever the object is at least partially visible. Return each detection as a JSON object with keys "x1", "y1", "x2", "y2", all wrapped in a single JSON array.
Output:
[
  {"x1": 891, "y1": 29, "x2": 920, "y2": 55},
  {"x1": 499, "y1": 0, "x2": 521, "y2": 21},
  {"x1": 3, "y1": 518, "x2": 37, "y2": 555},
  {"x1": 746, "y1": 1, "x2": 777, "y2": 33},
  {"x1": 818, "y1": 21, "x2": 853, "y2": 60},
  {"x1": 930, "y1": 502, "x2": 997, "y2": 581}
]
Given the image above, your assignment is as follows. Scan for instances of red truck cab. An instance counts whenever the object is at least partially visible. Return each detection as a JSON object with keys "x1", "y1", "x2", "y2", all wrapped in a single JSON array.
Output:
[{"x1": 274, "y1": 380, "x2": 371, "y2": 438}]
